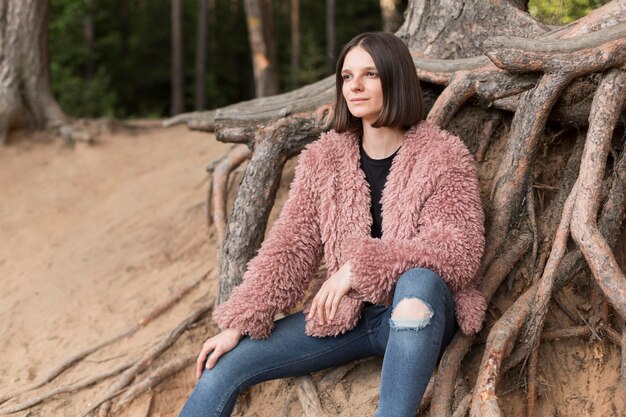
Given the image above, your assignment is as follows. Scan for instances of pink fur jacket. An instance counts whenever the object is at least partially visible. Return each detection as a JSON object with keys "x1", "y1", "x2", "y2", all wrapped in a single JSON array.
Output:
[{"x1": 213, "y1": 121, "x2": 486, "y2": 339}]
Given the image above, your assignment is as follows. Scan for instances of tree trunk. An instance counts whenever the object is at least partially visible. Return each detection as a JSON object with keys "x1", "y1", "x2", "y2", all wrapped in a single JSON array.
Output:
[
  {"x1": 261, "y1": 0, "x2": 278, "y2": 90},
  {"x1": 171, "y1": 0, "x2": 184, "y2": 115},
  {"x1": 0, "y1": 0, "x2": 67, "y2": 144},
  {"x1": 195, "y1": 0, "x2": 208, "y2": 110},
  {"x1": 380, "y1": 0, "x2": 403, "y2": 33},
  {"x1": 83, "y1": 0, "x2": 95, "y2": 81},
  {"x1": 243, "y1": 0, "x2": 279, "y2": 97},
  {"x1": 396, "y1": 0, "x2": 548, "y2": 57},
  {"x1": 326, "y1": 0, "x2": 335, "y2": 75},
  {"x1": 291, "y1": 0, "x2": 300, "y2": 89}
]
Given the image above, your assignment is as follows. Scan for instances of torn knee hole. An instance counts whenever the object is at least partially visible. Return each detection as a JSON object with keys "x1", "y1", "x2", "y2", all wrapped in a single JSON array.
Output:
[{"x1": 390, "y1": 298, "x2": 433, "y2": 330}]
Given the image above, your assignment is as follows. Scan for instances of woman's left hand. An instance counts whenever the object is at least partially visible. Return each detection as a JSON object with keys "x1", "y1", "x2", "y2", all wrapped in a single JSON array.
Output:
[{"x1": 308, "y1": 261, "x2": 353, "y2": 324}]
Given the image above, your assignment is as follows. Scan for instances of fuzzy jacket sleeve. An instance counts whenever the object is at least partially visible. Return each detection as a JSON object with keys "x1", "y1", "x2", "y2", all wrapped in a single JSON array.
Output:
[
  {"x1": 212, "y1": 147, "x2": 323, "y2": 339},
  {"x1": 345, "y1": 153, "x2": 486, "y2": 334}
]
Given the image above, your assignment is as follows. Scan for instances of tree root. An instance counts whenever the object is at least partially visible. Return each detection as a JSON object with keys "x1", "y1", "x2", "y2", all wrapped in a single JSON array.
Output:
[
  {"x1": 79, "y1": 299, "x2": 214, "y2": 417},
  {"x1": 162, "y1": 110, "x2": 217, "y2": 131},
  {"x1": 430, "y1": 230, "x2": 533, "y2": 417},
  {"x1": 0, "y1": 269, "x2": 210, "y2": 408},
  {"x1": 452, "y1": 393, "x2": 471, "y2": 417},
  {"x1": 141, "y1": 393, "x2": 153, "y2": 417},
  {"x1": 111, "y1": 354, "x2": 195, "y2": 414},
  {"x1": 470, "y1": 69, "x2": 626, "y2": 416},
  {"x1": 56, "y1": 123, "x2": 93, "y2": 144},
  {"x1": 471, "y1": 177, "x2": 579, "y2": 416},
  {"x1": 475, "y1": 112, "x2": 502, "y2": 163},
  {"x1": 484, "y1": 22, "x2": 626, "y2": 267},
  {"x1": 212, "y1": 144, "x2": 251, "y2": 244},
  {"x1": 542, "y1": 326, "x2": 591, "y2": 341},
  {"x1": 485, "y1": 72, "x2": 573, "y2": 267},
  {"x1": 606, "y1": 326, "x2": 623, "y2": 347},
  {"x1": 426, "y1": 70, "x2": 476, "y2": 128},
  {"x1": 571, "y1": 69, "x2": 626, "y2": 320},
  {"x1": 295, "y1": 376, "x2": 326, "y2": 417},
  {"x1": 0, "y1": 361, "x2": 133, "y2": 415},
  {"x1": 622, "y1": 324, "x2": 626, "y2": 386},
  {"x1": 318, "y1": 362, "x2": 357, "y2": 392},
  {"x1": 280, "y1": 389, "x2": 296, "y2": 417},
  {"x1": 527, "y1": 182, "x2": 538, "y2": 266},
  {"x1": 526, "y1": 346, "x2": 539, "y2": 417}
]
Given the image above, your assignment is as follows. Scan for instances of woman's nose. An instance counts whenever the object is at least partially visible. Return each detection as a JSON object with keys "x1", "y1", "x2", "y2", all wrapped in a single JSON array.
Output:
[{"x1": 350, "y1": 78, "x2": 363, "y2": 91}]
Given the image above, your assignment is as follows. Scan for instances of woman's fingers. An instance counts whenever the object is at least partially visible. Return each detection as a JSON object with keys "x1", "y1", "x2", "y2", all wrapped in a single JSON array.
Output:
[
  {"x1": 329, "y1": 292, "x2": 340, "y2": 321},
  {"x1": 324, "y1": 292, "x2": 335, "y2": 322},
  {"x1": 196, "y1": 340, "x2": 215, "y2": 379},
  {"x1": 308, "y1": 294, "x2": 318, "y2": 319},
  {"x1": 206, "y1": 346, "x2": 224, "y2": 370},
  {"x1": 309, "y1": 283, "x2": 347, "y2": 324},
  {"x1": 316, "y1": 291, "x2": 327, "y2": 324}
]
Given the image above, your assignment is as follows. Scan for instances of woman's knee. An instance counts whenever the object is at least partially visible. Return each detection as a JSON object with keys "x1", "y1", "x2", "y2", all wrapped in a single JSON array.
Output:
[
  {"x1": 395, "y1": 268, "x2": 447, "y2": 297},
  {"x1": 390, "y1": 268, "x2": 449, "y2": 330}
]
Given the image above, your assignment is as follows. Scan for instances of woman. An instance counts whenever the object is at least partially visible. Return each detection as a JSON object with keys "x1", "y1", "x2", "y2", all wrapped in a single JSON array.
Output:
[{"x1": 179, "y1": 32, "x2": 486, "y2": 417}]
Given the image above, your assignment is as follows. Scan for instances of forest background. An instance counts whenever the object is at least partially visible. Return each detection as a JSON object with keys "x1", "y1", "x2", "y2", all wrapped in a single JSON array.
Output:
[{"x1": 51, "y1": 0, "x2": 609, "y2": 120}]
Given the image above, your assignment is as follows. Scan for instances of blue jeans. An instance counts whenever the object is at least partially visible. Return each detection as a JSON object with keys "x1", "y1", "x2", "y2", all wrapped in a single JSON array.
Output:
[{"x1": 178, "y1": 268, "x2": 457, "y2": 417}]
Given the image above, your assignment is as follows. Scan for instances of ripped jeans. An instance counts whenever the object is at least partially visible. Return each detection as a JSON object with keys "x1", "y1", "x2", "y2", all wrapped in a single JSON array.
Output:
[{"x1": 178, "y1": 268, "x2": 458, "y2": 417}]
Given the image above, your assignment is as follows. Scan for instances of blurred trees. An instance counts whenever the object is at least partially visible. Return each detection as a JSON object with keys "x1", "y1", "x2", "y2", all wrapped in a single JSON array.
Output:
[
  {"x1": 47, "y1": 0, "x2": 609, "y2": 120},
  {"x1": 171, "y1": 0, "x2": 185, "y2": 115},
  {"x1": 49, "y1": 0, "x2": 386, "y2": 119}
]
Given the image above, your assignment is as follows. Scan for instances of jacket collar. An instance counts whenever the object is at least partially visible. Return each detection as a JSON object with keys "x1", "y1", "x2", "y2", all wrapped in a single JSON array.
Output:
[{"x1": 336, "y1": 123, "x2": 423, "y2": 240}]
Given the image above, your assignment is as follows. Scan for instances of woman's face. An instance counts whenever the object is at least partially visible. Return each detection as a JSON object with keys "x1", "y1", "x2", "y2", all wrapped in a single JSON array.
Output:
[{"x1": 341, "y1": 46, "x2": 383, "y2": 126}]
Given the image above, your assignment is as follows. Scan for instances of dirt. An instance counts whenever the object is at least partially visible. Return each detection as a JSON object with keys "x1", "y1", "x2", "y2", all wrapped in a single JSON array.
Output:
[{"x1": 0, "y1": 123, "x2": 623, "y2": 417}]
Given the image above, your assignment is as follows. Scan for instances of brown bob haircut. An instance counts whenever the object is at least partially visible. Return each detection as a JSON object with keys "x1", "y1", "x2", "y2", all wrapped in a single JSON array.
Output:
[{"x1": 332, "y1": 32, "x2": 424, "y2": 133}]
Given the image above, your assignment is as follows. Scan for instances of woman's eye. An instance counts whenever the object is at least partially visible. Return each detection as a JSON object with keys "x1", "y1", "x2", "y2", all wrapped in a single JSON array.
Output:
[
  {"x1": 342, "y1": 74, "x2": 352, "y2": 80},
  {"x1": 366, "y1": 72, "x2": 378, "y2": 77}
]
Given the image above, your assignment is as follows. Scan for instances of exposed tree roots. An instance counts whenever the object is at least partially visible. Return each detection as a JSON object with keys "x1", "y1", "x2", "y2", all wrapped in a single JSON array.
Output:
[
  {"x1": 10, "y1": 5, "x2": 626, "y2": 417},
  {"x1": 295, "y1": 376, "x2": 326, "y2": 417},
  {"x1": 211, "y1": 144, "x2": 252, "y2": 245},
  {"x1": 0, "y1": 271, "x2": 213, "y2": 416}
]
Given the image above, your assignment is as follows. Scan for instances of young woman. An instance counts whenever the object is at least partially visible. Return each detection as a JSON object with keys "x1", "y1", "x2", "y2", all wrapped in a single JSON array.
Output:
[{"x1": 178, "y1": 32, "x2": 486, "y2": 417}]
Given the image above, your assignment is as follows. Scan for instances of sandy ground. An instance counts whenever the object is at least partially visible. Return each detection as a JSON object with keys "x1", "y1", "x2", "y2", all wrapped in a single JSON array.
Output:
[
  {"x1": 0, "y1": 123, "x2": 624, "y2": 417},
  {"x1": 0, "y1": 124, "x2": 232, "y2": 416}
]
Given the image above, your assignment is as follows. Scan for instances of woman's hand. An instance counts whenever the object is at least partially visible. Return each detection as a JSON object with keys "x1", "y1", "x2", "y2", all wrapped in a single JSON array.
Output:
[
  {"x1": 307, "y1": 262, "x2": 353, "y2": 324},
  {"x1": 195, "y1": 328, "x2": 244, "y2": 379}
]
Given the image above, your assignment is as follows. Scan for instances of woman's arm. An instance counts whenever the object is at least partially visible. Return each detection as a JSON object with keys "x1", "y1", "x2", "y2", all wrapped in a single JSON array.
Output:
[{"x1": 212, "y1": 147, "x2": 323, "y2": 340}]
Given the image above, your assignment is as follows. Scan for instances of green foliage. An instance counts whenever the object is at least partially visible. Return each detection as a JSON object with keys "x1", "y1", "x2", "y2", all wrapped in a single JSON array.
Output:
[
  {"x1": 529, "y1": 0, "x2": 612, "y2": 25},
  {"x1": 48, "y1": 0, "x2": 399, "y2": 118},
  {"x1": 50, "y1": 0, "x2": 117, "y2": 117}
]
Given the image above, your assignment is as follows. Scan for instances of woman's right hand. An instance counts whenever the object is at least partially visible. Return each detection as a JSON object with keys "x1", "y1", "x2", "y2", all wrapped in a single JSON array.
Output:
[{"x1": 195, "y1": 328, "x2": 243, "y2": 379}]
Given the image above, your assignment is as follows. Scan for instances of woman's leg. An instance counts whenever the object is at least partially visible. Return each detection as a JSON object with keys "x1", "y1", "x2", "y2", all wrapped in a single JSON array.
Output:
[
  {"x1": 178, "y1": 309, "x2": 380, "y2": 417},
  {"x1": 373, "y1": 268, "x2": 457, "y2": 417}
]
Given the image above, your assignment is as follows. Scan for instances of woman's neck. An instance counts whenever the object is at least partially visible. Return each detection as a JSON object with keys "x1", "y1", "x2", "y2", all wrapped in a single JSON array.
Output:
[{"x1": 361, "y1": 123, "x2": 405, "y2": 159}]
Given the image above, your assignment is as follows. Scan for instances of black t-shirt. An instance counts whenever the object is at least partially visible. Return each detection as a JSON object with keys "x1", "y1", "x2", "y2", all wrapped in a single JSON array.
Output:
[{"x1": 359, "y1": 140, "x2": 400, "y2": 238}]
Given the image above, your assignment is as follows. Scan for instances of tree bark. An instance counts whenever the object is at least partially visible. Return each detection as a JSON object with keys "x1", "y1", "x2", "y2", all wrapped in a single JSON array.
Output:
[
  {"x1": 396, "y1": 0, "x2": 549, "y2": 57},
  {"x1": 291, "y1": 0, "x2": 300, "y2": 89},
  {"x1": 380, "y1": 0, "x2": 403, "y2": 33},
  {"x1": 171, "y1": 0, "x2": 184, "y2": 115},
  {"x1": 0, "y1": 0, "x2": 68, "y2": 144},
  {"x1": 326, "y1": 0, "x2": 335, "y2": 75},
  {"x1": 195, "y1": 0, "x2": 208, "y2": 110},
  {"x1": 83, "y1": 0, "x2": 95, "y2": 81}
]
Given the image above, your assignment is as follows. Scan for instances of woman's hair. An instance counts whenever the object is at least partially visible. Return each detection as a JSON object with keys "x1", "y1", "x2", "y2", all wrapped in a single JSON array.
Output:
[{"x1": 332, "y1": 32, "x2": 424, "y2": 133}]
